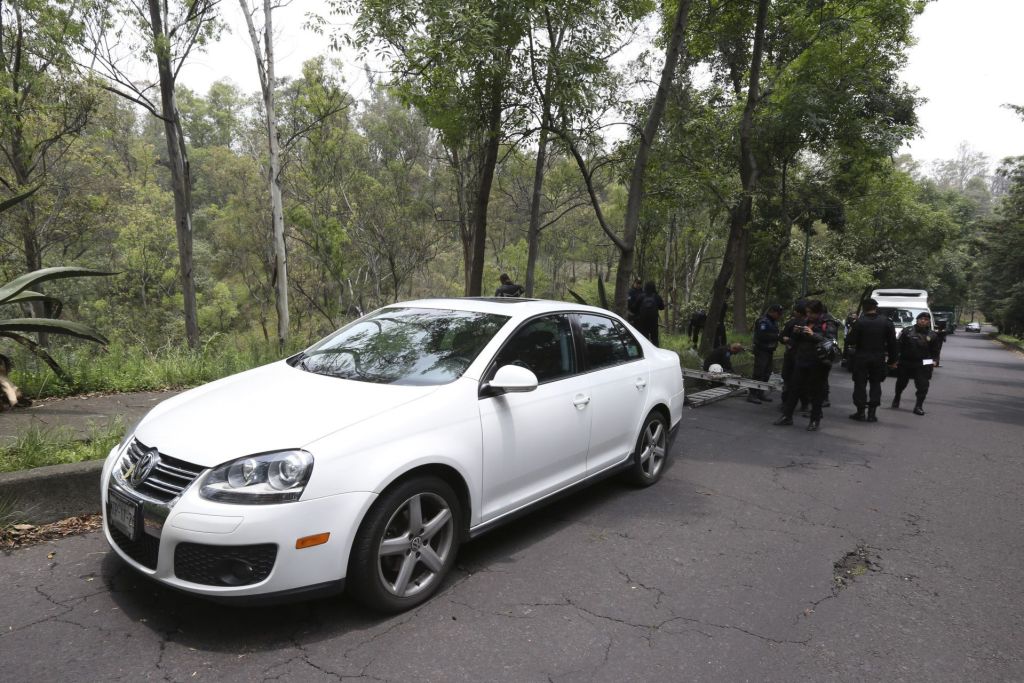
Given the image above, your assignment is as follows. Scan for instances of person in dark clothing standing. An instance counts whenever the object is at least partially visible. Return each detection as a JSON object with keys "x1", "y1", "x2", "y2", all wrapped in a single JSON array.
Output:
[
  {"x1": 774, "y1": 300, "x2": 835, "y2": 431},
  {"x1": 893, "y1": 312, "x2": 943, "y2": 415},
  {"x1": 845, "y1": 298, "x2": 897, "y2": 422},
  {"x1": 688, "y1": 309, "x2": 707, "y2": 347},
  {"x1": 779, "y1": 300, "x2": 807, "y2": 409},
  {"x1": 703, "y1": 342, "x2": 744, "y2": 372},
  {"x1": 748, "y1": 304, "x2": 783, "y2": 404},
  {"x1": 495, "y1": 273, "x2": 525, "y2": 297},
  {"x1": 630, "y1": 282, "x2": 665, "y2": 346}
]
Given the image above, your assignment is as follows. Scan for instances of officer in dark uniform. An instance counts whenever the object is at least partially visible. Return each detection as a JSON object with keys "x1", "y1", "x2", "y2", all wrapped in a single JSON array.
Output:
[
  {"x1": 748, "y1": 304, "x2": 783, "y2": 404},
  {"x1": 779, "y1": 300, "x2": 807, "y2": 409},
  {"x1": 893, "y1": 312, "x2": 943, "y2": 415},
  {"x1": 845, "y1": 297, "x2": 897, "y2": 422},
  {"x1": 774, "y1": 300, "x2": 835, "y2": 432}
]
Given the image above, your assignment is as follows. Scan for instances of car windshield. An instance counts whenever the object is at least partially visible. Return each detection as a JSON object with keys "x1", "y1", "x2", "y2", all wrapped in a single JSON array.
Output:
[
  {"x1": 879, "y1": 307, "x2": 927, "y2": 327},
  {"x1": 295, "y1": 307, "x2": 510, "y2": 385}
]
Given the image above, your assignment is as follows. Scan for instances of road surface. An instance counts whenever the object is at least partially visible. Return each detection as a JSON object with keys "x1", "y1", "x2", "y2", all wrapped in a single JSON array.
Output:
[{"x1": 1, "y1": 331, "x2": 1021, "y2": 681}]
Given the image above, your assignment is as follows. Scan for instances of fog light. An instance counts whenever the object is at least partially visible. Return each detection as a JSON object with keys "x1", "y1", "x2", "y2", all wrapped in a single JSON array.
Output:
[
  {"x1": 295, "y1": 532, "x2": 330, "y2": 549},
  {"x1": 216, "y1": 558, "x2": 255, "y2": 586}
]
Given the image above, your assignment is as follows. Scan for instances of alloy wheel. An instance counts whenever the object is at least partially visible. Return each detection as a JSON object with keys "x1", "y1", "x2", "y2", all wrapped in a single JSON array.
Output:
[{"x1": 376, "y1": 492, "x2": 454, "y2": 598}]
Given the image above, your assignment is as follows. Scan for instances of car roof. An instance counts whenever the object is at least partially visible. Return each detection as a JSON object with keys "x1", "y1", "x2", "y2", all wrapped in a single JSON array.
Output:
[{"x1": 383, "y1": 297, "x2": 621, "y2": 321}]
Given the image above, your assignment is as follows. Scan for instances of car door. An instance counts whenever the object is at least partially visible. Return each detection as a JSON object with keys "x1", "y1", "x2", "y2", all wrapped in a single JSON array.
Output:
[
  {"x1": 478, "y1": 314, "x2": 592, "y2": 521},
  {"x1": 575, "y1": 314, "x2": 650, "y2": 473}
]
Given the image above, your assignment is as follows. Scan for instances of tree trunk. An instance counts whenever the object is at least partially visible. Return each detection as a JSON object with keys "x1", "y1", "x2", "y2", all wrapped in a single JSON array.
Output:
[
  {"x1": 703, "y1": 0, "x2": 769, "y2": 348},
  {"x1": 241, "y1": 0, "x2": 289, "y2": 351},
  {"x1": 148, "y1": 0, "x2": 200, "y2": 348},
  {"x1": 525, "y1": 126, "x2": 549, "y2": 298},
  {"x1": 612, "y1": 0, "x2": 693, "y2": 313}
]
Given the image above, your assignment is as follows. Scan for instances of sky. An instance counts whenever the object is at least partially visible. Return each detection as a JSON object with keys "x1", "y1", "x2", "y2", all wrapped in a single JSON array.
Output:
[{"x1": 179, "y1": 0, "x2": 1024, "y2": 171}]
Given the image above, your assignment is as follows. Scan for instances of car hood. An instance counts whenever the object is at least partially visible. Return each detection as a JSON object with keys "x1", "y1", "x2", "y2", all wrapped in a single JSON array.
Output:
[{"x1": 134, "y1": 361, "x2": 440, "y2": 467}]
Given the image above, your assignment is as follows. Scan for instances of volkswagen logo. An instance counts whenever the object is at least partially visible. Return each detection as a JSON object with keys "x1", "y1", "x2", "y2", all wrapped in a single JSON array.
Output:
[{"x1": 130, "y1": 447, "x2": 161, "y2": 487}]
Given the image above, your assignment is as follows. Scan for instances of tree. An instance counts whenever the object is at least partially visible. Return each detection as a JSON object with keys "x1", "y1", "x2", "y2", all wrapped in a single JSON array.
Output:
[
  {"x1": 87, "y1": 0, "x2": 223, "y2": 348},
  {"x1": 1, "y1": 0, "x2": 98, "y2": 343},
  {"x1": 239, "y1": 0, "x2": 289, "y2": 350},
  {"x1": 557, "y1": 0, "x2": 695, "y2": 313},
  {"x1": 339, "y1": 0, "x2": 528, "y2": 296}
]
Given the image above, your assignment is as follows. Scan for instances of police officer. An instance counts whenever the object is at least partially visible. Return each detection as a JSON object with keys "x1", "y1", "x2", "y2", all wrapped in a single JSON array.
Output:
[
  {"x1": 893, "y1": 312, "x2": 943, "y2": 415},
  {"x1": 779, "y1": 300, "x2": 807, "y2": 409},
  {"x1": 495, "y1": 273, "x2": 525, "y2": 297},
  {"x1": 845, "y1": 298, "x2": 897, "y2": 422},
  {"x1": 774, "y1": 300, "x2": 835, "y2": 432},
  {"x1": 748, "y1": 304, "x2": 783, "y2": 404}
]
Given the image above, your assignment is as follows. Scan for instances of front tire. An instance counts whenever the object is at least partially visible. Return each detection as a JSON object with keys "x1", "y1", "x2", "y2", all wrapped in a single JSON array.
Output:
[
  {"x1": 625, "y1": 411, "x2": 669, "y2": 487},
  {"x1": 347, "y1": 476, "x2": 462, "y2": 613}
]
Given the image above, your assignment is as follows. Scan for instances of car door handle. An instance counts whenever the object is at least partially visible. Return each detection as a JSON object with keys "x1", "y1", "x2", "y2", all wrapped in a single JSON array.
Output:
[
  {"x1": 634, "y1": 378, "x2": 647, "y2": 390},
  {"x1": 572, "y1": 394, "x2": 591, "y2": 409}
]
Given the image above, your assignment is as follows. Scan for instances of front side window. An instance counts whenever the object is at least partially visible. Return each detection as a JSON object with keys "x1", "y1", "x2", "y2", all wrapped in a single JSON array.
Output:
[
  {"x1": 296, "y1": 307, "x2": 509, "y2": 385},
  {"x1": 492, "y1": 315, "x2": 576, "y2": 383},
  {"x1": 578, "y1": 314, "x2": 639, "y2": 370}
]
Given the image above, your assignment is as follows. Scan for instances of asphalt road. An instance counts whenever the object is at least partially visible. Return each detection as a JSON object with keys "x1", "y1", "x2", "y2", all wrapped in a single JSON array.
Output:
[{"x1": 2, "y1": 331, "x2": 1022, "y2": 682}]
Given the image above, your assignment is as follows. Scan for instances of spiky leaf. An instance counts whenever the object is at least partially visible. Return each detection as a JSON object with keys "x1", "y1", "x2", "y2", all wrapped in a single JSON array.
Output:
[
  {"x1": 0, "y1": 318, "x2": 109, "y2": 345},
  {"x1": 0, "y1": 267, "x2": 114, "y2": 305}
]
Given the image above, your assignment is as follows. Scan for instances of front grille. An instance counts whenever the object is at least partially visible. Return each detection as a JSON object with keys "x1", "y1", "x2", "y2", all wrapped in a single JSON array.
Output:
[
  {"x1": 174, "y1": 542, "x2": 277, "y2": 586},
  {"x1": 120, "y1": 439, "x2": 205, "y2": 502},
  {"x1": 109, "y1": 525, "x2": 160, "y2": 570}
]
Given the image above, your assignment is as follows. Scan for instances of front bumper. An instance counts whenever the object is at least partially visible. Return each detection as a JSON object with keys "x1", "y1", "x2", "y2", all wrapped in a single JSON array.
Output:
[{"x1": 100, "y1": 446, "x2": 376, "y2": 598}]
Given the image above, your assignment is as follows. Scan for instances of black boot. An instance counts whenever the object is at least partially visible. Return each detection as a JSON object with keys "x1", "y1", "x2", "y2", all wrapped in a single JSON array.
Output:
[
  {"x1": 891, "y1": 394, "x2": 901, "y2": 409},
  {"x1": 774, "y1": 415, "x2": 793, "y2": 426},
  {"x1": 849, "y1": 408, "x2": 866, "y2": 421},
  {"x1": 867, "y1": 406, "x2": 878, "y2": 422},
  {"x1": 806, "y1": 419, "x2": 820, "y2": 432},
  {"x1": 913, "y1": 401, "x2": 925, "y2": 416}
]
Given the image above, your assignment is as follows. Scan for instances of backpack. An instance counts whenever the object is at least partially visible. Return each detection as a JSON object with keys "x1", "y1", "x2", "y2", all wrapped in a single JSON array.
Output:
[{"x1": 637, "y1": 294, "x2": 660, "y2": 323}]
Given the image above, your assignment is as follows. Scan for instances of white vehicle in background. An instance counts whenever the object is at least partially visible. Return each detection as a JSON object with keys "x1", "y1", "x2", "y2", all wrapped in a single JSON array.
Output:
[
  {"x1": 871, "y1": 289, "x2": 933, "y2": 338},
  {"x1": 966, "y1": 321, "x2": 982, "y2": 332}
]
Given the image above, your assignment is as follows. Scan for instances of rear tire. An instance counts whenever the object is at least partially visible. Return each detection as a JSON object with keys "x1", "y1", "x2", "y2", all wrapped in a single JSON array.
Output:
[
  {"x1": 625, "y1": 411, "x2": 669, "y2": 487},
  {"x1": 347, "y1": 476, "x2": 462, "y2": 613}
]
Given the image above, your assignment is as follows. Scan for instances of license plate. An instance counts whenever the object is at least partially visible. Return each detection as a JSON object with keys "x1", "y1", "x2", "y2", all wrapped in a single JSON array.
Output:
[{"x1": 108, "y1": 489, "x2": 141, "y2": 541}]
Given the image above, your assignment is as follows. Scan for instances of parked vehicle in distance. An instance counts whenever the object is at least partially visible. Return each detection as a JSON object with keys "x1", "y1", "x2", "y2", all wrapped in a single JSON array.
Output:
[
  {"x1": 932, "y1": 308, "x2": 957, "y2": 334},
  {"x1": 966, "y1": 321, "x2": 982, "y2": 332},
  {"x1": 871, "y1": 288, "x2": 933, "y2": 339},
  {"x1": 101, "y1": 298, "x2": 685, "y2": 611}
]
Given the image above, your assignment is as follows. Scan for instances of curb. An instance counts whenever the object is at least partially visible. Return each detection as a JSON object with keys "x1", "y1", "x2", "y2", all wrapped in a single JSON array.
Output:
[{"x1": 0, "y1": 459, "x2": 103, "y2": 525}]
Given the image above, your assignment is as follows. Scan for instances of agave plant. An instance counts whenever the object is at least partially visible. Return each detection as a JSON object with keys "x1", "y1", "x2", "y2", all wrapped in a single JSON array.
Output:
[{"x1": 0, "y1": 267, "x2": 112, "y2": 384}]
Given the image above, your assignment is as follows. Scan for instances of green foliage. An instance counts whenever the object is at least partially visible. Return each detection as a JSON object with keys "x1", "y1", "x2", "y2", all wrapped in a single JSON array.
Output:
[
  {"x1": 10, "y1": 332, "x2": 305, "y2": 400},
  {"x1": 0, "y1": 420, "x2": 124, "y2": 473}
]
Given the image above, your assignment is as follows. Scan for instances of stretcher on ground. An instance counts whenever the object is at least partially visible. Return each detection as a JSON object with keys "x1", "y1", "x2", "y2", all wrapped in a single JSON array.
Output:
[{"x1": 682, "y1": 368, "x2": 783, "y2": 407}]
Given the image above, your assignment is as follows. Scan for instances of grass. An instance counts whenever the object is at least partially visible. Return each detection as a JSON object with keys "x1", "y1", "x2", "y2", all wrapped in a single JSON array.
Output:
[
  {"x1": 0, "y1": 419, "x2": 125, "y2": 474},
  {"x1": 10, "y1": 333, "x2": 306, "y2": 401},
  {"x1": 996, "y1": 334, "x2": 1024, "y2": 352}
]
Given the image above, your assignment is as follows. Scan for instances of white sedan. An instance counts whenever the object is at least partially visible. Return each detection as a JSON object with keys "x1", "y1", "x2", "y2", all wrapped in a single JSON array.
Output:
[
  {"x1": 101, "y1": 298, "x2": 684, "y2": 611},
  {"x1": 966, "y1": 321, "x2": 982, "y2": 332}
]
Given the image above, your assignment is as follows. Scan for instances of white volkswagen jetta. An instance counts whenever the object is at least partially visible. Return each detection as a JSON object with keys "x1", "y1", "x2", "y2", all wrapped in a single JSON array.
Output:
[{"x1": 101, "y1": 298, "x2": 684, "y2": 611}]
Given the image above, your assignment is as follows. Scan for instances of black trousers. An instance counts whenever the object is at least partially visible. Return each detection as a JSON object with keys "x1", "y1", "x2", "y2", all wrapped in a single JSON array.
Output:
[
  {"x1": 852, "y1": 356, "x2": 887, "y2": 408},
  {"x1": 752, "y1": 348, "x2": 774, "y2": 382},
  {"x1": 689, "y1": 323, "x2": 701, "y2": 347},
  {"x1": 895, "y1": 363, "x2": 933, "y2": 402},
  {"x1": 782, "y1": 364, "x2": 828, "y2": 420},
  {"x1": 638, "y1": 322, "x2": 659, "y2": 347},
  {"x1": 713, "y1": 322, "x2": 727, "y2": 349}
]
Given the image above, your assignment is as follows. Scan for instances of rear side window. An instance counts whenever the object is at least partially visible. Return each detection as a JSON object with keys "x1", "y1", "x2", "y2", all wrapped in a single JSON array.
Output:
[{"x1": 578, "y1": 314, "x2": 640, "y2": 370}]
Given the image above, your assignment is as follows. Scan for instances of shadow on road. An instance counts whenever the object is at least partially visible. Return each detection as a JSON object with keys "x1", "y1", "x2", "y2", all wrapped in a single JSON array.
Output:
[{"x1": 100, "y1": 460, "x2": 706, "y2": 654}]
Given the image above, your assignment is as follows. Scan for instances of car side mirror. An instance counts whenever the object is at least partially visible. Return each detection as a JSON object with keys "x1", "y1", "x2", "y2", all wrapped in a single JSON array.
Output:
[{"x1": 482, "y1": 364, "x2": 538, "y2": 396}]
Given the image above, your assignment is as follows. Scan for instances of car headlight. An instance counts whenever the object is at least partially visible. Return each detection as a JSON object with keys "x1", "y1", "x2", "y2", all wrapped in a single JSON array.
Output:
[{"x1": 200, "y1": 450, "x2": 314, "y2": 504}]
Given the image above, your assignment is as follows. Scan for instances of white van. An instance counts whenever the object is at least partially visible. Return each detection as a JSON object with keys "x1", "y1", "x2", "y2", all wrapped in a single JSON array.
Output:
[{"x1": 870, "y1": 289, "x2": 932, "y2": 338}]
